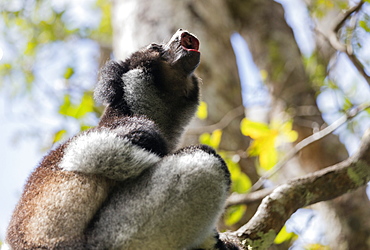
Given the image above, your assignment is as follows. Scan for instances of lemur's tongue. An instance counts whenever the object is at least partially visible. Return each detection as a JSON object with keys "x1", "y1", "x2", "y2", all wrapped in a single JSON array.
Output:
[{"x1": 181, "y1": 32, "x2": 200, "y2": 52}]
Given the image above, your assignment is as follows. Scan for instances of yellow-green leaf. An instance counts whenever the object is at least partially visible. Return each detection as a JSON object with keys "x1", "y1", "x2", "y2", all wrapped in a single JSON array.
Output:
[
  {"x1": 359, "y1": 20, "x2": 370, "y2": 32},
  {"x1": 233, "y1": 172, "x2": 252, "y2": 193},
  {"x1": 224, "y1": 205, "x2": 247, "y2": 226},
  {"x1": 59, "y1": 92, "x2": 94, "y2": 119},
  {"x1": 24, "y1": 41, "x2": 37, "y2": 55},
  {"x1": 304, "y1": 243, "x2": 330, "y2": 250},
  {"x1": 210, "y1": 129, "x2": 222, "y2": 149},
  {"x1": 285, "y1": 130, "x2": 298, "y2": 142},
  {"x1": 259, "y1": 145, "x2": 278, "y2": 170},
  {"x1": 260, "y1": 69, "x2": 268, "y2": 81},
  {"x1": 0, "y1": 63, "x2": 11, "y2": 72},
  {"x1": 199, "y1": 132, "x2": 211, "y2": 145},
  {"x1": 226, "y1": 158, "x2": 252, "y2": 193},
  {"x1": 80, "y1": 124, "x2": 92, "y2": 131},
  {"x1": 199, "y1": 129, "x2": 223, "y2": 149},
  {"x1": 276, "y1": 120, "x2": 298, "y2": 144},
  {"x1": 63, "y1": 67, "x2": 75, "y2": 79},
  {"x1": 247, "y1": 133, "x2": 277, "y2": 156},
  {"x1": 59, "y1": 94, "x2": 73, "y2": 116},
  {"x1": 53, "y1": 129, "x2": 67, "y2": 143},
  {"x1": 74, "y1": 92, "x2": 94, "y2": 118},
  {"x1": 274, "y1": 226, "x2": 297, "y2": 244},
  {"x1": 196, "y1": 101, "x2": 208, "y2": 120},
  {"x1": 240, "y1": 118, "x2": 270, "y2": 139}
]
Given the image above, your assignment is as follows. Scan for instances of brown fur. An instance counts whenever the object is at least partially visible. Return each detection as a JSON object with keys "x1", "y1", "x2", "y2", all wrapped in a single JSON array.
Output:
[{"x1": 6, "y1": 143, "x2": 113, "y2": 249}]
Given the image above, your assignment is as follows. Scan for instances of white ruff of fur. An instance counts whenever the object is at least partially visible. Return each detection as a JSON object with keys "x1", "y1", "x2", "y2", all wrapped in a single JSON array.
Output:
[{"x1": 59, "y1": 130, "x2": 161, "y2": 180}]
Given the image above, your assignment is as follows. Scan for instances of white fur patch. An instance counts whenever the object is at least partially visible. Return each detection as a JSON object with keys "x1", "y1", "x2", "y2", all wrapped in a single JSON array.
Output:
[
  {"x1": 122, "y1": 69, "x2": 167, "y2": 117},
  {"x1": 59, "y1": 130, "x2": 161, "y2": 180}
]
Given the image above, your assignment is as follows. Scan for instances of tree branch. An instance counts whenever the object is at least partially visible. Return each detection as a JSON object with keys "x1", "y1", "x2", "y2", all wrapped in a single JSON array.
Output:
[{"x1": 223, "y1": 129, "x2": 370, "y2": 249}]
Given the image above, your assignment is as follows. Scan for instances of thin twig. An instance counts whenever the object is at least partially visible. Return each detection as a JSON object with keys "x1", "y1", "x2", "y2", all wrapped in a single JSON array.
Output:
[
  {"x1": 334, "y1": 1, "x2": 365, "y2": 33},
  {"x1": 250, "y1": 103, "x2": 370, "y2": 192},
  {"x1": 226, "y1": 188, "x2": 274, "y2": 208},
  {"x1": 316, "y1": 1, "x2": 370, "y2": 85},
  {"x1": 187, "y1": 105, "x2": 245, "y2": 134}
]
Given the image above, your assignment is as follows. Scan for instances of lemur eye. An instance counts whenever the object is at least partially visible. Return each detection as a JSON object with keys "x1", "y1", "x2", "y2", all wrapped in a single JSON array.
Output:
[{"x1": 148, "y1": 43, "x2": 161, "y2": 51}]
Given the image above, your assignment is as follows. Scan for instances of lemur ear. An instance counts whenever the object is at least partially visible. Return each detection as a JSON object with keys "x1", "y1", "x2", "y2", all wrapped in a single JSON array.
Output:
[{"x1": 94, "y1": 60, "x2": 128, "y2": 106}]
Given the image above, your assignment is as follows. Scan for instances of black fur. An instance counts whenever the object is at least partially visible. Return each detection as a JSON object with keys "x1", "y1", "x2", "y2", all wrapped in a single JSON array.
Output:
[
  {"x1": 95, "y1": 60, "x2": 130, "y2": 110},
  {"x1": 111, "y1": 116, "x2": 169, "y2": 157}
]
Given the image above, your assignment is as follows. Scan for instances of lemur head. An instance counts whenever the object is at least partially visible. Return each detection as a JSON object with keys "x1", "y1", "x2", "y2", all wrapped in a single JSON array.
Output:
[{"x1": 95, "y1": 29, "x2": 201, "y2": 150}]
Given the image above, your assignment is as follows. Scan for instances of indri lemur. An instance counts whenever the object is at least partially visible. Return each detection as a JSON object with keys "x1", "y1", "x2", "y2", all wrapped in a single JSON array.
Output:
[{"x1": 5, "y1": 29, "x2": 237, "y2": 250}]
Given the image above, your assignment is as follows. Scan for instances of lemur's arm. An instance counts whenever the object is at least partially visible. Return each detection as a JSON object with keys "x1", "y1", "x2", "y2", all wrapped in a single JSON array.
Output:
[{"x1": 59, "y1": 119, "x2": 166, "y2": 181}]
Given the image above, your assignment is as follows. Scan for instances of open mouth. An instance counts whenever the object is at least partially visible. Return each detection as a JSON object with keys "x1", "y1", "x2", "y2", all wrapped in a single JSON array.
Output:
[{"x1": 180, "y1": 32, "x2": 200, "y2": 52}]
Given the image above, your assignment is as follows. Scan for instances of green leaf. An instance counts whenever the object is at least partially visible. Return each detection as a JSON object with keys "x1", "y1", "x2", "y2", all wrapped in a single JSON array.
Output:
[
  {"x1": 224, "y1": 205, "x2": 247, "y2": 226},
  {"x1": 199, "y1": 129, "x2": 222, "y2": 149},
  {"x1": 304, "y1": 243, "x2": 330, "y2": 250},
  {"x1": 24, "y1": 41, "x2": 37, "y2": 55},
  {"x1": 274, "y1": 225, "x2": 297, "y2": 244},
  {"x1": 226, "y1": 158, "x2": 252, "y2": 193},
  {"x1": 0, "y1": 63, "x2": 12, "y2": 74},
  {"x1": 59, "y1": 92, "x2": 94, "y2": 119},
  {"x1": 199, "y1": 132, "x2": 211, "y2": 145},
  {"x1": 233, "y1": 173, "x2": 252, "y2": 193},
  {"x1": 366, "y1": 107, "x2": 370, "y2": 115},
  {"x1": 63, "y1": 67, "x2": 75, "y2": 79},
  {"x1": 80, "y1": 124, "x2": 92, "y2": 131},
  {"x1": 52, "y1": 129, "x2": 67, "y2": 143},
  {"x1": 342, "y1": 97, "x2": 353, "y2": 111},
  {"x1": 59, "y1": 94, "x2": 73, "y2": 116},
  {"x1": 74, "y1": 92, "x2": 94, "y2": 118},
  {"x1": 209, "y1": 129, "x2": 222, "y2": 149},
  {"x1": 359, "y1": 20, "x2": 370, "y2": 33},
  {"x1": 91, "y1": 0, "x2": 113, "y2": 43}
]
